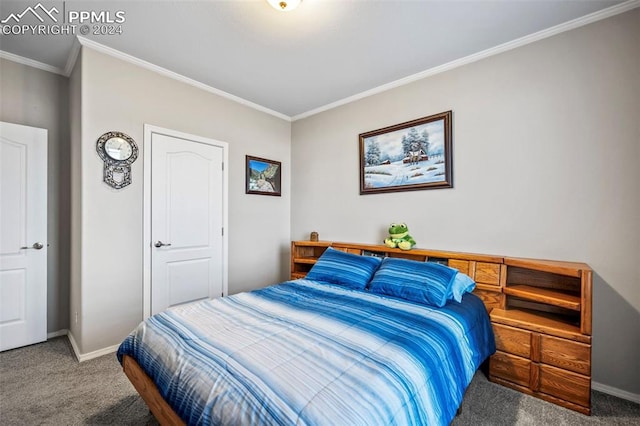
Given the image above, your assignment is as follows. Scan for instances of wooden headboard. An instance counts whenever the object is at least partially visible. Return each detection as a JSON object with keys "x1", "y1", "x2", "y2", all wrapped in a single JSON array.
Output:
[
  {"x1": 292, "y1": 241, "x2": 506, "y2": 312},
  {"x1": 291, "y1": 241, "x2": 590, "y2": 327}
]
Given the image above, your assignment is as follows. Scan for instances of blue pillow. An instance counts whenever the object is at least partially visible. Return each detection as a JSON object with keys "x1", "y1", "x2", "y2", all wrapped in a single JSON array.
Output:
[
  {"x1": 368, "y1": 258, "x2": 457, "y2": 307},
  {"x1": 306, "y1": 247, "x2": 382, "y2": 290},
  {"x1": 450, "y1": 271, "x2": 476, "y2": 303}
]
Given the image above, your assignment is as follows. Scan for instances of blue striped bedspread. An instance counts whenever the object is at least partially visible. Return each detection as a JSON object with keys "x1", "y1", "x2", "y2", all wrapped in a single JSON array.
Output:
[{"x1": 117, "y1": 279, "x2": 495, "y2": 425}]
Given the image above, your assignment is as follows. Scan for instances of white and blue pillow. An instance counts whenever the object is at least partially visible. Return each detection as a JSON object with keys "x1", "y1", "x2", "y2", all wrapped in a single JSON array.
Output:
[
  {"x1": 368, "y1": 257, "x2": 459, "y2": 307},
  {"x1": 306, "y1": 247, "x2": 382, "y2": 290},
  {"x1": 450, "y1": 271, "x2": 476, "y2": 303}
]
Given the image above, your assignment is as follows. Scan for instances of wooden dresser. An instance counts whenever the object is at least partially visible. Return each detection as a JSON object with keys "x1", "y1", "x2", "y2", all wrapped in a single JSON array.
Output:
[{"x1": 290, "y1": 240, "x2": 593, "y2": 415}]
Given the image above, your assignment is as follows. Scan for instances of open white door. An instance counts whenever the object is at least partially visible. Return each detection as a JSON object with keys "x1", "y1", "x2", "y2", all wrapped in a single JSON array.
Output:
[
  {"x1": 144, "y1": 126, "x2": 228, "y2": 316},
  {"x1": 0, "y1": 122, "x2": 47, "y2": 352}
]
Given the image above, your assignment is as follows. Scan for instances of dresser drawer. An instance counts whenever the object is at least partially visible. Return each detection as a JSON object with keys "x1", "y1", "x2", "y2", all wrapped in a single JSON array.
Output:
[
  {"x1": 448, "y1": 259, "x2": 470, "y2": 275},
  {"x1": 539, "y1": 364, "x2": 590, "y2": 408},
  {"x1": 473, "y1": 288, "x2": 503, "y2": 312},
  {"x1": 493, "y1": 323, "x2": 531, "y2": 358},
  {"x1": 540, "y1": 335, "x2": 591, "y2": 376},
  {"x1": 475, "y1": 262, "x2": 501, "y2": 285},
  {"x1": 490, "y1": 351, "x2": 531, "y2": 388}
]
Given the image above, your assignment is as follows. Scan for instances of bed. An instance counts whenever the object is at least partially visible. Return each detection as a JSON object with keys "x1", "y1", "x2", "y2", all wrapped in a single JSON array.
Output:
[{"x1": 118, "y1": 249, "x2": 496, "y2": 426}]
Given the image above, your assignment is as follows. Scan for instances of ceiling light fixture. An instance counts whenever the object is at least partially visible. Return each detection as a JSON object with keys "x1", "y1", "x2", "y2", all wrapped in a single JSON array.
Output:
[{"x1": 267, "y1": 0, "x2": 302, "y2": 12}]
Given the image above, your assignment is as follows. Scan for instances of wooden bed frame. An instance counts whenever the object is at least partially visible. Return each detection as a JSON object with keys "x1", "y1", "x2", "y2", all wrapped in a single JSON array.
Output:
[
  {"x1": 122, "y1": 241, "x2": 593, "y2": 423},
  {"x1": 122, "y1": 355, "x2": 185, "y2": 425}
]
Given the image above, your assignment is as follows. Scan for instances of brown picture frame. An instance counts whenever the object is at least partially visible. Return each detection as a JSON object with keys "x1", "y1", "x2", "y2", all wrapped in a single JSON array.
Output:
[
  {"x1": 359, "y1": 111, "x2": 453, "y2": 194},
  {"x1": 245, "y1": 155, "x2": 282, "y2": 196}
]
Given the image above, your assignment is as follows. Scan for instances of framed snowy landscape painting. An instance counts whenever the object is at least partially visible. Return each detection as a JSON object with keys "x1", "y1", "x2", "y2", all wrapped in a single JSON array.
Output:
[{"x1": 359, "y1": 111, "x2": 453, "y2": 194}]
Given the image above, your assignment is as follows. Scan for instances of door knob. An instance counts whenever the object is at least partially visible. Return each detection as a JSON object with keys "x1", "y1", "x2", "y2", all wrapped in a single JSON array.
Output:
[
  {"x1": 20, "y1": 242, "x2": 44, "y2": 250},
  {"x1": 154, "y1": 241, "x2": 172, "y2": 248}
]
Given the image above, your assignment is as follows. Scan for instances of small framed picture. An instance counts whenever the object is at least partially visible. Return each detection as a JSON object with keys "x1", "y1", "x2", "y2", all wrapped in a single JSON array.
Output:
[
  {"x1": 246, "y1": 155, "x2": 282, "y2": 196},
  {"x1": 359, "y1": 110, "x2": 453, "y2": 194}
]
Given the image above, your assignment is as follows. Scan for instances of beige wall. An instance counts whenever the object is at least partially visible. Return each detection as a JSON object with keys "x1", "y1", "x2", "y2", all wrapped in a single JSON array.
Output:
[
  {"x1": 0, "y1": 58, "x2": 71, "y2": 334},
  {"x1": 291, "y1": 9, "x2": 640, "y2": 395},
  {"x1": 68, "y1": 52, "x2": 82, "y2": 345},
  {"x1": 75, "y1": 47, "x2": 291, "y2": 354}
]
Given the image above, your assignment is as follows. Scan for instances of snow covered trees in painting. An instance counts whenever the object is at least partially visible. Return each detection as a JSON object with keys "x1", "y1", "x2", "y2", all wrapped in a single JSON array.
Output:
[{"x1": 359, "y1": 111, "x2": 453, "y2": 194}]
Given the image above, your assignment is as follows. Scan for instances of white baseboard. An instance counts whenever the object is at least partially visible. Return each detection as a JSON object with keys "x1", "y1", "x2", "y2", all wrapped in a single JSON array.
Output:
[
  {"x1": 76, "y1": 343, "x2": 120, "y2": 362},
  {"x1": 66, "y1": 331, "x2": 119, "y2": 362},
  {"x1": 66, "y1": 331, "x2": 81, "y2": 361},
  {"x1": 592, "y1": 381, "x2": 640, "y2": 404},
  {"x1": 47, "y1": 329, "x2": 68, "y2": 339}
]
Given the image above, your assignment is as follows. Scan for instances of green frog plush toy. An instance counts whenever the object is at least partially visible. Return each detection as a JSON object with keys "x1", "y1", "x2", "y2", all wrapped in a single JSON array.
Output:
[{"x1": 384, "y1": 223, "x2": 416, "y2": 251}]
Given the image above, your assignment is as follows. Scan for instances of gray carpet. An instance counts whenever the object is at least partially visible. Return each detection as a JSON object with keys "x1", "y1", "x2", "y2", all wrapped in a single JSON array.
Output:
[{"x1": 1, "y1": 337, "x2": 638, "y2": 425}]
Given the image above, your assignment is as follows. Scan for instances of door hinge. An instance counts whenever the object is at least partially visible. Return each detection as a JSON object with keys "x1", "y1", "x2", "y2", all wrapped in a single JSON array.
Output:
[
  {"x1": 222, "y1": 162, "x2": 224, "y2": 171},
  {"x1": 221, "y1": 227, "x2": 224, "y2": 236}
]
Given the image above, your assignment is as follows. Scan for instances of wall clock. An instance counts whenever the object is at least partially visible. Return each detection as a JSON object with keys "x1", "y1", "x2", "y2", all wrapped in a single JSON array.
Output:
[{"x1": 96, "y1": 131, "x2": 139, "y2": 189}]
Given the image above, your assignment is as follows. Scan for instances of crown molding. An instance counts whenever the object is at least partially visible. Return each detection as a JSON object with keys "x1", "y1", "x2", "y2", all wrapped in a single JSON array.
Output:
[
  {"x1": 292, "y1": 0, "x2": 640, "y2": 121},
  {"x1": 63, "y1": 37, "x2": 81, "y2": 76},
  {"x1": 0, "y1": 49, "x2": 66, "y2": 76},
  {"x1": 75, "y1": 36, "x2": 291, "y2": 122},
  {"x1": 0, "y1": 36, "x2": 290, "y2": 121},
  {"x1": 2, "y1": 0, "x2": 637, "y2": 121}
]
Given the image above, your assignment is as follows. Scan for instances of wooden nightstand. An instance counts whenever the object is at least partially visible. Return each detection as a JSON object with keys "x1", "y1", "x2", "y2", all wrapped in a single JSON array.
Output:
[{"x1": 489, "y1": 258, "x2": 592, "y2": 415}]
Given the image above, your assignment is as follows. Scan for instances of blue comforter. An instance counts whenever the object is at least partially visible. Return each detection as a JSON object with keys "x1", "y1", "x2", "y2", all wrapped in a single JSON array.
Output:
[{"x1": 118, "y1": 279, "x2": 495, "y2": 425}]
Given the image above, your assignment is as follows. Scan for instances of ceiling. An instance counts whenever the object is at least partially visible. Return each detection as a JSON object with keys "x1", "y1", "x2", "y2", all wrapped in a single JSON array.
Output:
[{"x1": 0, "y1": 0, "x2": 629, "y2": 119}]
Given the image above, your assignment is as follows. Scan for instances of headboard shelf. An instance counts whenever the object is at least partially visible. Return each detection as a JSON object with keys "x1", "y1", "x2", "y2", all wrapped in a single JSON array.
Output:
[
  {"x1": 293, "y1": 257, "x2": 318, "y2": 264},
  {"x1": 504, "y1": 257, "x2": 587, "y2": 277},
  {"x1": 330, "y1": 241, "x2": 505, "y2": 263},
  {"x1": 503, "y1": 285, "x2": 581, "y2": 311}
]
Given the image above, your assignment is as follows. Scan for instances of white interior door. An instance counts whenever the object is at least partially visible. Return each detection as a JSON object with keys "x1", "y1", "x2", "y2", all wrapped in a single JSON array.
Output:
[
  {"x1": 149, "y1": 130, "x2": 226, "y2": 315},
  {"x1": 0, "y1": 122, "x2": 47, "y2": 352}
]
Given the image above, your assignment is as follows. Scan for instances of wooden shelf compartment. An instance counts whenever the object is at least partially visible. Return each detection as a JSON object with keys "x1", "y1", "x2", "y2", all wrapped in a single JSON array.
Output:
[
  {"x1": 291, "y1": 263, "x2": 314, "y2": 276},
  {"x1": 505, "y1": 257, "x2": 589, "y2": 278},
  {"x1": 387, "y1": 252, "x2": 427, "y2": 261},
  {"x1": 290, "y1": 241, "x2": 331, "y2": 279},
  {"x1": 292, "y1": 257, "x2": 319, "y2": 265},
  {"x1": 507, "y1": 297, "x2": 581, "y2": 321},
  {"x1": 330, "y1": 242, "x2": 504, "y2": 264},
  {"x1": 293, "y1": 241, "x2": 333, "y2": 247},
  {"x1": 504, "y1": 285, "x2": 581, "y2": 311},
  {"x1": 506, "y1": 266, "x2": 581, "y2": 292},
  {"x1": 490, "y1": 308, "x2": 589, "y2": 344},
  {"x1": 291, "y1": 242, "x2": 330, "y2": 262}
]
